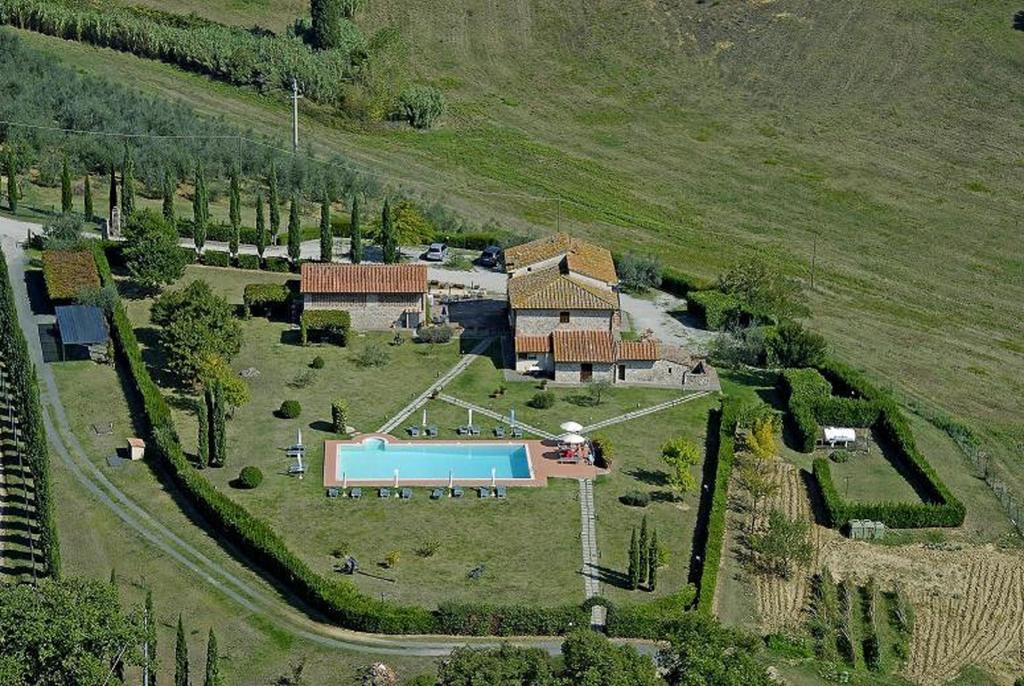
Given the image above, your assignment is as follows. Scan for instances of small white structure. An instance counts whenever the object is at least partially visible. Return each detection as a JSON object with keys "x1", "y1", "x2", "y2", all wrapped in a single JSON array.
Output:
[
  {"x1": 823, "y1": 427, "x2": 856, "y2": 447},
  {"x1": 126, "y1": 437, "x2": 145, "y2": 461},
  {"x1": 560, "y1": 421, "x2": 583, "y2": 433}
]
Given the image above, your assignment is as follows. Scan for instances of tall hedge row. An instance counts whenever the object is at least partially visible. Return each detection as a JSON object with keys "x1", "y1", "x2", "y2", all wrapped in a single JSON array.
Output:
[
  {"x1": 686, "y1": 289, "x2": 759, "y2": 330},
  {"x1": 0, "y1": 0, "x2": 364, "y2": 105},
  {"x1": 781, "y1": 363, "x2": 965, "y2": 529},
  {"x1": 0, "y1": 246, "x2": 61, "y2": 577}
]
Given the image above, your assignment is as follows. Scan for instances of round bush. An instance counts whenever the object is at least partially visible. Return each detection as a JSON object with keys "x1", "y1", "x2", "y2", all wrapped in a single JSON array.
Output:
[
  {"x1": 279, "y1": 400, "x2": 302, "y2": 418},
  {"x1": 238, "y1": 466, "x2": 263, "y2": 489},
  {"x1": 527, "y1": 391, "x2": 555, "y2": 409},
  {"x1": 830, "y1": 449, "x2": 853, "y2": 463},
  {"x1": 311, "y1": 355, "x2": 325, "y2": 369},
  {"x1": 620, "y1": 491, "x2": 651, "y2": 508}
]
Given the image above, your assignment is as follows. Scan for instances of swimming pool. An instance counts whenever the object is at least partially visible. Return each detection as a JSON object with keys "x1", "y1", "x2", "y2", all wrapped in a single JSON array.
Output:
[{"x1": 336, "y1": 438, "x2": 533, "y2": 481}]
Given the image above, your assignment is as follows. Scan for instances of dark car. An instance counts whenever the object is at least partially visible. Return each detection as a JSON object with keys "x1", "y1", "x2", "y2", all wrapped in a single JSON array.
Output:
[{"x1": 478, "y1": 245, "x2": 503, "y2": 268}]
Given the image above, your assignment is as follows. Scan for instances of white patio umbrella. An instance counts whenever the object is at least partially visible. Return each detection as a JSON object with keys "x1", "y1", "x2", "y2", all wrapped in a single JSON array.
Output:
[
  {"x1": 342, "y1": 472, "x2": 347, "y2": 489},
  {"x1": 509, "y1": 407, "x2": 516, "y2": 427},
  {"x1": 297, "y1": 428, "x2": 303, "y2": 446},
  {"x1": 448, "y1": 469, "x2": 454, "y2": 490},
  {"x1": 490, "y1": 467, "x2": 496, "y2": 489},
  {"x1": 560, "y1": 421, "x2": 583, "y2": 433},
  {"x1": 468, "y1": 408, "x2": 474, "y2": 426},
  {"x1": 422, "y1": 408, "x2": 427, "y2": 427},
  {"x1": 393, "y1": 468, "x2": 399, "y2": 488},
  {"x1": 560, "y1": 433, "x2": 586, "y2": 445}
]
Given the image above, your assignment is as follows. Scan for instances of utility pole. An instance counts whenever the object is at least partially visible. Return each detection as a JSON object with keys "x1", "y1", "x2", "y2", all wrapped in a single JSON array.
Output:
[{"x1": 290, "y1": 78, "x2": 303, "y2": 153}]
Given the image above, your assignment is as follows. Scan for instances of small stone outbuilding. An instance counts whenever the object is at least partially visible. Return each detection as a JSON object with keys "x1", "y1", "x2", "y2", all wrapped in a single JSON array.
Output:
[{"x1": 300, "y1": 263, "x2": 428, "y2": 330}]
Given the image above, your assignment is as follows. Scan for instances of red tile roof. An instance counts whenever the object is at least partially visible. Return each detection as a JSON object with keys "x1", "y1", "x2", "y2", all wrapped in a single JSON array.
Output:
[
  {"x1": 515, "y1": 335, "x2": 552, "y2": 354},
  {"x1": 616, "y1": 339, "x2": 660, "y2": 361},
  {"x1": 552, "y1": 330, "x2": 616, "y2": 363},
  {"x1": 300, "y1": 263, "x2": 427, "y2": 294},
  {"x1": 504, "y1": 233, "x2": 618, "y2": 284}
]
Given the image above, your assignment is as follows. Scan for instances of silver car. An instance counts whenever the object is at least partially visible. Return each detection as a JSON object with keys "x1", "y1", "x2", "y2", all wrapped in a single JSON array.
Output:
[{"x1": 425, "y1": 242, "x2": 449, "y2": 261}]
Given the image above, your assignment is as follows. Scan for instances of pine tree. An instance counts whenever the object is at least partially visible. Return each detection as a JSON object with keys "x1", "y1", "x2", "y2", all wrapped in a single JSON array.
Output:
[
  {"x1": 108, "y1": 164, "x2": 117, "y2": 217},
  {"x1": 380, "y1": 197, "x2": 397, "y2": 263},
  {"x1": 5, "y1": 150, "x2": 18, "y2": 213},
  {"x1": 267, "y1": 162, "x2": 280, "y2": 242},
  {"x1": 255, "y1": 192, "x2": 267, "y2": 259},
  {"x1": 627, "y1": 527, "x2": 640, "y2": 590},
  {"x1": 144, "y1": 590, "x2": 157, "y2": 686},
  {"x1": 196, "y1": 396, "x2": 209, "y2": 468},
  {"x1": 228, "y1": 170, "x2": 241, "y2": 256},
  {"x1": 60, "y1": 157, "x2": 73, "y2": 214},
  {"x1": 287, "y1": 196, "x2": 302, "y2": 263},
  {"x1": 349, "y1": 193, "x2": 362, "y2": 264},
  {"x1": 647, "y1": 529, "x2": 659, "y2": 592},
  {"x1": 319, "y1": 192, "x2": 332, "y2": 262},
  {"x1": 638, "y1": 515, "x2": 649, "y2": 585},
  {"x1": 175, "y1": 615, "x2": 189, "y2": 686},
  {"x1": 121, "y1": 144, "x2": 136, "y2": 217},
  {"x1": 193, "y1": 163, "x2": 208, "y2": 253},
  {"x1": 163, "y1": 169, "x2": 176, "y2": 223},
  {"x1": 83, "y1": 174, "x2": 93, "y2": 220},
  {"x1": 203, "y1": 629, "x2": 221, "y2": 686}
]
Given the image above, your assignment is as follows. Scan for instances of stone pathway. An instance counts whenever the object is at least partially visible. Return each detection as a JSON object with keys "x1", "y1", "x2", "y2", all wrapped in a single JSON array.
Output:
[
  {"x1": 578, "y1": 479, "x2": 602, "y2": 611},
  {"x1": 435, "y1": 394, "x2": 559, "y2": 441},
  {"x1": 581, "y1": 390, "x2": 713, "y2": 433},
  {"x1": 377, "y1": 337, "x2": 494, "y2": 435}
]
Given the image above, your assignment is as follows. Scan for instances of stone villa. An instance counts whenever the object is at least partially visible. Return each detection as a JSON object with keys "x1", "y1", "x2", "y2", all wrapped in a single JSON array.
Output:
[
  {"x1": 505, "y1": 233, "x2": 717, "y2": 389},
  {"x1": 300, "y1": 263, "x2": 428, "y2": 330}
]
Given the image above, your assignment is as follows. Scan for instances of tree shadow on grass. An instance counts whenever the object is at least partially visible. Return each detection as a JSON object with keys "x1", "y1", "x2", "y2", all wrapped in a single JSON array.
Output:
[
  {"x1": 625, "y1": 467, "x2": 669, "y2": 487},
  {"x1": 309, "y1": 420, "x2": 334, "y2": 433},
  {"x1": 1014, "y1": 10, "x2": 1024, "y2": 30},
  {"x1": 22, "y1": 270, "x2": 52, "y2": 315},
  {"x1": 590, "y1": 564, "x2": 632, "y2": 590},
  {"x1": 279, "y1": 329, "x2": 302, "y2": 346}
]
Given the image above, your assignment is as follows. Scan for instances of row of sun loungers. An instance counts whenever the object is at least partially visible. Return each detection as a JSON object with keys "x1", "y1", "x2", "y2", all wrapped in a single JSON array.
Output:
[
  {"x1": 406, "y1": 425, "x2": 525, "y2": 438},
  {"x1": 406, "y1": 425, "x2": 439, "y2": 437},
  {"x1": 326, "y1": 485, "x2": 507, "y2": 499}
]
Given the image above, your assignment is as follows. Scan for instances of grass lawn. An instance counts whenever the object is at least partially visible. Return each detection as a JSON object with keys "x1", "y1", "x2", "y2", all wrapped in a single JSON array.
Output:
[{"x1": 825, "y1": 433, "x2": 923, "y2": 505}]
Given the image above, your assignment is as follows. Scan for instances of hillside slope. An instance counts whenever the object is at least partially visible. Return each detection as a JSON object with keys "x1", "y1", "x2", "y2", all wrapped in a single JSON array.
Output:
[{"x1": 26, "y1": 1, "x2": 1024, "y2": 472}]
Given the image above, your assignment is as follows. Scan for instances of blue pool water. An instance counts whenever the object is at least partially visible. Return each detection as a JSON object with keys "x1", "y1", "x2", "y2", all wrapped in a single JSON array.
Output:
[{"x1": 337, "y1": 439, "x2": 532, "y2": 480}]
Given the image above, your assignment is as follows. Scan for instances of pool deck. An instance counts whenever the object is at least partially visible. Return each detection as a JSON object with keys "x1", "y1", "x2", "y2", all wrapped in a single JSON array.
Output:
[{"x1": 323, "y1": 432, "x2": 602, "y2": 487}]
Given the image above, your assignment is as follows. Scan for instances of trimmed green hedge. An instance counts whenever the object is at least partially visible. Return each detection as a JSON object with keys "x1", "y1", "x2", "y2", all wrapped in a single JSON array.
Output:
[
  {"x1": 202, "y1": 250, "x2": 230, "y2": 267},
  {"x1": 0, "y1": 246, "x2": 61, "y2": 577},
  {"x1": 242, "y1": 283, "x2": 290, "y2": 318},
  {"x1": 660, "y1": 268, "x2": 711, "y2": 298},
  {"x1": 300, "y1": 310, "x2": 350, "y2": 346},
  {"x1": 686, "y1": 289, "x2": 758, "y2": 330},
  {"x1": 695, "y1": 398, "x2": 739, "y2": 613},
  {"x1": 264, "y1": 256, "x2": 291, "y2": 273},
  {"x1": 780, "y1": 363, "x2": 965, "y2": 529},
  {"x1": 603, "y1": 587, "x2": 696, "y2": 638},
  {"x1": 435, "y1": 602, "x2": 587, "y2": 636},
  {"x1": 235, "y1": 253, "x2": 260, "y2": 270}
]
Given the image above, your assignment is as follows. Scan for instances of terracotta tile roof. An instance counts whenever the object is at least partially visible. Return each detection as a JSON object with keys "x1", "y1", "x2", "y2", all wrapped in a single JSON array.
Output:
[
  {"x1": 508, "y1": 267, "x2": 619, "y2": 310},
  {"x1": 552, "y1": 330, "x2": 616, "y2": 363},
  {"x1": 504, "y1": 233, "x2": 618, "y2": 284},
  {"x1": 515, "y1": 335, "x2": 551, "y2": 354},
  {"x1": 616, "y1": 339, "x2": 660, "y2": 361},
  {"x1": 660, "y1": 344, "x2": 694, "y2": 366},
  {"x1": 300, "y1": 263, "x2": 427, "y2": 294}
]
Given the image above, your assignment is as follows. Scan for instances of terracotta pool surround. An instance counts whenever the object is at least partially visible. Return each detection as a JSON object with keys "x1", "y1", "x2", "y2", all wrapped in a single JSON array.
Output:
[{"x1": 323, "y1": 433, "x2": 601, "y2": 487}]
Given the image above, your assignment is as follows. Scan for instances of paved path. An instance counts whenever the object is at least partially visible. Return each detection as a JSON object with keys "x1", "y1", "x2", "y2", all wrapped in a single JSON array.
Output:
[
  {"x1": 578, "y1": 478, "x2": 600, "y2": 601},
  {"x1": 435, "y1": 394, "x2": 559, "y2": 441},
  {"x1": 377, "y1": 337, "x2": 494, "y2": 435},
  {"x1": 581, "y1": 391, "x2": 714, "y2": 433}
]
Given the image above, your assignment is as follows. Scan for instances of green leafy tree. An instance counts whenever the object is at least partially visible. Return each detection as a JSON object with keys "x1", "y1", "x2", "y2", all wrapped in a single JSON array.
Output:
[
  {"x1": 648, "y1": 529, "x2": 659, "y2": 592},
  {"x1": 163, "y1": 169, "x2": 176, "y2": 223},
  {"x1": 319, "y1": 192, "x2": 332, "y2": 262},
  {"x1": 60, "y1": 157, "x2": 73, "y2": 214},
  {"x1": 398, "y1": 85, "x2": 445, "y2": 129},
  {"x1": 349, "y1": 193, "x2": 362, "y2": 263},
  {"x1": 83, "y1": 173, "x2": 94, "y2": 220},
  {"x1": 123, "y1": 209, "x2": 187, "y2": 292},
  {"x1": 175, "y1": 614, "x2": 189, "y2": 686},
  {"x1": 193, "y1": 162, "x2": 208, "y2": 253},
  {"x1": 108, "y1": 164, "x2": 117, "y2": 217},
  {"x1": 718, "y1": 254, "x2": 808, "y2": 322},
  {"x1": 662, "y1": 437, "x2": 702, "y2": 497},
  {"x1": 638, "y1": 515, "x2": 649, "y2": 586},
  {"x1": 748, "y1": 509, "x2": 813, "y2": 580},
  {"x1": 561, "y1": 629, "x2": 660, "y2": 686},
  {"x1": 437, "y1": 644, "x2": 558, "y2": 686},
  {"x1": 196, "y1": 395, "x2": 209, "y2": 468},
  {"x1": 228, "y1": 170, "x2": 241, "y2": 255},
  {"x1": 380, "y1": 197, "x2": 397, "y2": 263},
  {"x1": 331, "y1": 399, "x2": 349, "y2": 434},
  {"x1": 42, "y1": 215, "x2": 83, "y2": 249},
  {"x1": 203, "y1": 629, "x2": 221, "y2": 686},
  {"x1": 267, "y1": 162, "x2": 280, "y2": 242},
  {"x1": 144, "y1": 589, "x2": 157, "y2": 685},
  {"x1": 627, "y1": 527, "x2": 640, "y2": 590},
  {"x1": 254, "y1": 192, "x2": 267, "y2": 259},
  {"x1": 6, "y1": 149, "x2": 19, "y2": 212},
  {"x1": 765, "y1": 320, "x2": 827, "y2": 368},
  {"x1": 121, "y1": 144, "x2": 136, "y2": 217},
  {"x1": 151, "y1": 280, "x2": 243, "y2": 382},
  {"x1": 198, "y1": 354, "x2": 250, "y2": 411},
  {"x1": 659, "y1": 614, "x2": 772, "y2": 686},
  {"x1": 287, "y1": 196, "x2": 302, "y2": 263}
]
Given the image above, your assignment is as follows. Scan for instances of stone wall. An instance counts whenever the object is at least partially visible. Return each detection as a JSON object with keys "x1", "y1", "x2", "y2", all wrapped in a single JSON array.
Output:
[
  {"x1": 303, "y1": 292, "x2": 423, "y2": 330},
  {"x1": 616, "y1": 359, "x2": 685, "y2": 386},
  {"x1": 515, "y1": 351, "x2": 554, "y2": 374},
  {"x1": 513, "y1": 309, "x2": 615, "y2": 335},
  {"x1": 553, "y1": 362, "x2": 614, "y2": 384}
]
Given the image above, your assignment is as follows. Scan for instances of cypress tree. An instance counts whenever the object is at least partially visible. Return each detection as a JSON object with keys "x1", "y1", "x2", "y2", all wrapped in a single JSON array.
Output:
[
  {"x1": 310, "y1": 0, "x2": 347, "y2": 50},
  {"x1": 108, "y1": 164, "x2": 117, "y2": 217},
  {"x1": 196, "y1": 396, "x2": 209, "y2": 468},
  {"x1": 268, "y1": 162, "x2": 280, "y2": 242},
  {"x1": 638, "y1": 515, "x2": 649, "y2": 585},
  {"x1": 287, "y1": 196, "x2": 302, "y2": 263},
  {"x1": 83, "y1": 174, "x2": 93, "y2": 220},
  {"x1": 380, "y1": 196, "x2": 397, "y2": 263},
  {"x1": 163, "y1": 169, "x2": 176, "y2": 223},
  {"x1": 193, "y1": 163, "x2": 208, "y2": 253},
  {"x1": 228, "y1": 170, "x2": 241, "y2": 256},
  {"x1": 144, "y1": 590, "x2": 157, "y2": 686},
  {"x1": 4, "y1": 150, "x2": 17, "y2": 213},
  {"x1": 212, "y1": 381, "x2": 227, "y2": 467},
  {"x1": 60, "y1": 157, "x2": 73, "y2": 214},
  {"x1": 319, "y1": 192, "x2": 332, "y2": 262},
  {"x1": 648, "y1": 529, "x2": 659, "y2": 592},
  {"x1": 255, "y1": 192, "x2": 267, "y2": 259},
  {"x1": 204, "y1": 386, "x2": 216, "y2": 467},
  {"x1": 203, "y1": 629, "x2": 221, "y2": 686},
  {"x1": 627, "y1": 527, "x2": 640, "y2": 590},
  {"x1": 174, "y1": 615, "x2": 189, "y2": 686},
  {"x1": 121, "y1": 144, "x2": 136, "y2": 217},
  {"x1": 349, "y1": 193, "x2": 362, "y2": 264}
]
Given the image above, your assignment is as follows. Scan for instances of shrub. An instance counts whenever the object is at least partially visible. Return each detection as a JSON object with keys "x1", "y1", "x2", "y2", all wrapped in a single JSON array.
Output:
[
  {"x1": 278, "y1": 400, "x2": 302, "y2": 419},
  {"x1": 354, "y1": 342, "x2": 389, "y2": 368},
  {"x1": 687, "y1": 289, "x2": 747, "y2": 330},
  {"x1": 178, "y1": 246, "x2": 197, "y2": 265},
  {"x1": 614, "y1": 252, "x2": 662, "y2": 293},
  {"x1": 384, "y1": 550, "x2": 401, "y2": 568},
  {"x1": 830, "y1": 449, "x2": 853, "y2": 463},
  {"x1": 604, "y1": 588, "x2": 696, "y2": 638},
  {"x1": 264, "y1": 256, "x2": 291, "y2": 272},
  {"x1": 415, "y1": 539, "x2": 440, "y2": 558},
  {"x1": 331, "y1": 399, "x2": 349, "y2": 434},
  {"x1": 591, "y1": 434, "x2": 613, "y2": 468},
  {"x1": 243, "y1": 283, "x2": 290, "y2": 318},
  {"x1": 527, "y1": 391, "x2": 555, "y2": 409},
  {"x1": 397, "y1": 85, "x2": 445, "y2": 129},
  {"x1": 311, "y1": 355, "x2": 325, "y2": 369},
  {"x1": 619, "y1": 491, "x2": 650, "y2": 508},
  {"x1": 238, "y1": 465, "x2": 263, "y2": 489},
  {"x1": 300, "y1": 310, "x2": 351, "y2": 346},
  {"x1": 41, "y1": 249, "x2": 100, "y2": 300},
  {"x1": 416, "y1": 324, "x2": 452, "y2": 344},
  {"x1": 235, "y1": 253, "x2": 260, "y2": 270},
  {"x1": 660, "y1": 268, "x2": 711, "y2": 297},
  {"x1": 202, "y1": 250, "x2": 230, "y2": 267}
]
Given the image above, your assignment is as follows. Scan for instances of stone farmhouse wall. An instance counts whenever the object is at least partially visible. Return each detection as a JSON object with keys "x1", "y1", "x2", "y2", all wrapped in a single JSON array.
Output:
[
  {"x1": 303, "y1": 293, "x2": 424, "y2": 330},
  {"x1": 554, "y1": 362, "x2": 614, "y2": 384},
  {"x1": 513, "y1": 309, "x2": 615, "y2": 336}
]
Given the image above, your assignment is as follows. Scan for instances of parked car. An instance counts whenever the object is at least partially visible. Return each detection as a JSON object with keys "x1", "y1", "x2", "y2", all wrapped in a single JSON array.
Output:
[
  {"x1": 478, "y1": 245, "x2": 503, "y2": 268},
  {"x1": 425, "y1": 242, "x2": 449, "y2": 261}
]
